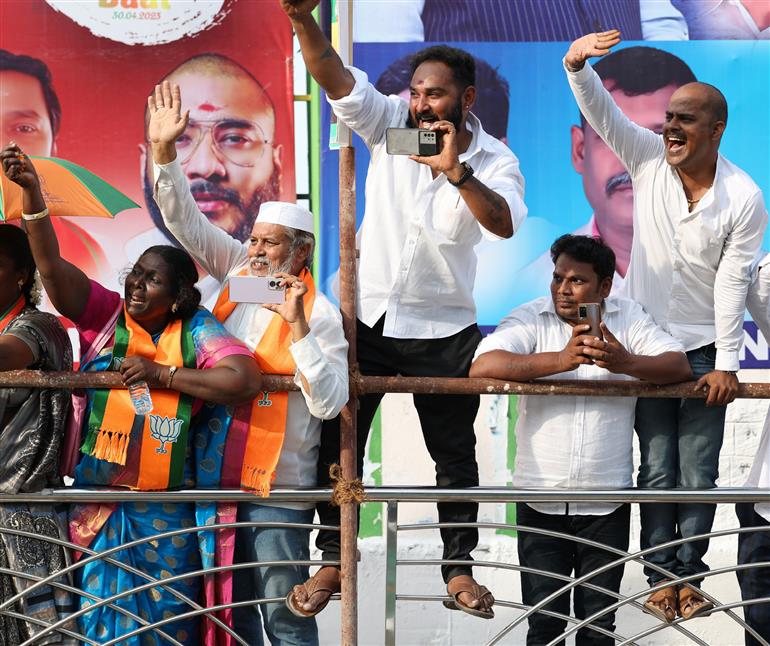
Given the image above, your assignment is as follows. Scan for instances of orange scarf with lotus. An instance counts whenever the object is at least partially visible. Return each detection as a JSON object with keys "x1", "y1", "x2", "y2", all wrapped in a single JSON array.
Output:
[{"x1": 212, "y1": 267, "x2": 315, "y2": 496}]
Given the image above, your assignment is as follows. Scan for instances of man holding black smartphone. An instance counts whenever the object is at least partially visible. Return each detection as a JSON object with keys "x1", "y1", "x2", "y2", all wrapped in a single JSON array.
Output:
[
  {"x1": 471, "y1": 234, "x2": 690, "y2": 645},
  {"x1": 147, "y1": 81, "x2": 349, "y2": 646},
  {"x1": 280, "y1": 0, "x2": 527, "y2": 620}
]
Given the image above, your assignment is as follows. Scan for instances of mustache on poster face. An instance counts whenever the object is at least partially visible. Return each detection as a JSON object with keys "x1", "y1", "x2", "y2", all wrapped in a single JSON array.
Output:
[
  {"x1": 189, "y1": 180, "x2": 241, "y2": 205},
  {"x1": 605, "y1": 171, "x2": 632, "y2": 197}
]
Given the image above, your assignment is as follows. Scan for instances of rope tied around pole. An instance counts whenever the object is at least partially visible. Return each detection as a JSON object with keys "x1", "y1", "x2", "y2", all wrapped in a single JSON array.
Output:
[{"x1": 329, "y1": 463, "x2": 366, "y2": 506}]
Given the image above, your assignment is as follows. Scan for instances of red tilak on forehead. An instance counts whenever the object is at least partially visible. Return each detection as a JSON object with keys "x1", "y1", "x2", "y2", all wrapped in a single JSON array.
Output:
[{"x1": 197, "y1": 103, "x2": 220, "y2": 112}]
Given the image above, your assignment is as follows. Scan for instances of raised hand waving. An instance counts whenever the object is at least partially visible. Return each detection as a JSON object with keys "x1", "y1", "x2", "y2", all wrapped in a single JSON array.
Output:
[
  {"x1": 147, "y1": 81, "x2": 189, "y2": 147},
  {"x1": 565, "y1": 30, "x2": 622, "y2": 72}
]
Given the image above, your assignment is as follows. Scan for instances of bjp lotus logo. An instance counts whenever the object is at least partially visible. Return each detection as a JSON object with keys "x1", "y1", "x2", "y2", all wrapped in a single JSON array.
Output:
[
  {"x1": 149, "y1": 415, "x2": 183, "y2": 454},
  {"x1": 257, "y1": 391, "x2": 273, "y2": 407}
]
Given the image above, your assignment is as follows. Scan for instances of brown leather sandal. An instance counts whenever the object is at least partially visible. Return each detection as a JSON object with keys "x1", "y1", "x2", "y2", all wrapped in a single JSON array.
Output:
[
  {"x1": 285, "y1": 566, "x2": 341, "y2": 618},
  {"x1": 678, "y1": 585, "x2": 714, "y2": 620},
  {"x1": 642, "y1": 580, "x2": 677, "y2": 623},
  {"x1": 442, "y1": 575, "x2": 495, "y2": 620}
]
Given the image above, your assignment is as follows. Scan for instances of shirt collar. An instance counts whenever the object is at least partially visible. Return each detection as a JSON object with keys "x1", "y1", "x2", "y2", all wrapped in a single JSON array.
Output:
[{"x1": 462, "y1": 111, "x2": 500, "y2": 157}]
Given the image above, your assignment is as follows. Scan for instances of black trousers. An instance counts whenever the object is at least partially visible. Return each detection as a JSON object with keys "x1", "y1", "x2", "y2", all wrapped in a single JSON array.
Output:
[
  {"x1": 517, "y1": 503, "x2": 630, "y2": 646},
  {"x1": 736, "y1": 503, "x2": 770, "y2": 646},
  {"x1": 316, "y1": 316, "x2": 482, "y2": 583}
]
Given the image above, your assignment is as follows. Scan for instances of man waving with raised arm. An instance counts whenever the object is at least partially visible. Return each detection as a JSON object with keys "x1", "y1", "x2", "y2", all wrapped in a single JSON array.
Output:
[
  {"x1": 280, "y1": 0, "x2": 528, "y2": 621},
  {"x1": 565, "y1": 31, "x2": 768, "y2": 622}
]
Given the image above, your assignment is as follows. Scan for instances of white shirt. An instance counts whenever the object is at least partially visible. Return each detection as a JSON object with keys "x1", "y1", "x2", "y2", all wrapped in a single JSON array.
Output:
[
  {"x1": 328, "y1": 66, "x2": 527, "y2": 339},
  {"x1": 474, "y1": 295, "x2": 684, "y2": 515},
  {"x1": 743, "y1": 258, "x2": 770, "y2": 521},
  {"x1": 566, "y1": 60, "x2": 768, "y2": 371},
  {"x1": 744, "y1": 413, "x2": 770, "y2": 522},
  {"x1": 153, "y1": 159, "x2": 349, "y2": 510}
]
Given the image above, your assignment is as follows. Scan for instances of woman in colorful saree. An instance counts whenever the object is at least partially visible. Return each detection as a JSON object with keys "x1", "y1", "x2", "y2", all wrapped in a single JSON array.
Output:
[
  {"x1": 1, "y1": 145, "x2": 262, "y2": 645},
  {"x1": 0, "y1": 223, "x2": 75, "y2": 645}
]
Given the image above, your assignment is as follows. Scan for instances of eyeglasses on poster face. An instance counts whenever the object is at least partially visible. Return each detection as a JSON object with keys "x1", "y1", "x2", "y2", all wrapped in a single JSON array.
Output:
[{"x1": 175, "y1": 118, "x2": 272, "y2": 168}]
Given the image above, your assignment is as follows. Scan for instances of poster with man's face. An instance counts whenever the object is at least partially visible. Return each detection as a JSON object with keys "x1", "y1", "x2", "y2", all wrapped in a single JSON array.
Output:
[{"x1": 1, "y1": 0, "x2": 295, "y2": 310}]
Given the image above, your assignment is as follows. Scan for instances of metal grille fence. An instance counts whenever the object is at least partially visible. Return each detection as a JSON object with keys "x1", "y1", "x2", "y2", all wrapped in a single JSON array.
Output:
[{"x1": 0, "y1": 487, "x2": 768, "y2": 644}]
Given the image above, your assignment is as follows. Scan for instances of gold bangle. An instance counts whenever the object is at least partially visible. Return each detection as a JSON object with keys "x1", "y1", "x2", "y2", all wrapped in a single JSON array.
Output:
[
  {"x1": 166, "y1": 365, "x2": 178, "y2": 389},
  {"x1": 21, "y1": 207, "x2": 49, "y2": 221}
]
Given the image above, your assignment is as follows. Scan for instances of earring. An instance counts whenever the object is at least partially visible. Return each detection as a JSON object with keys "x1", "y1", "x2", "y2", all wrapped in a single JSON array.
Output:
[
  {"x1": 171, "y1": 303, "x2": 178, "y2": 313},
  {"x1": 17, "y1": 280, "x2": 23, "y2": 291}
]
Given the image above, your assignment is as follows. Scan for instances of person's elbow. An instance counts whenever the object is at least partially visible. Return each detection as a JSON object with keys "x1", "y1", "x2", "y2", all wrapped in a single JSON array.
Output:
[
  {"x1": 312, "y1": 392, "x2": 349, "y2": 421},
  {"x1": 220, "y1": 357, "x2": 262, "y2": 405},
  {"x1": 469, "y1": 354, "x2": 492, "y2": 378},
  {"x1": 673, "y1": 353, "x2": 694, "y2": 383},
  {"x1": 651, "y1": 352, "x2": 692, "y2": 385}
]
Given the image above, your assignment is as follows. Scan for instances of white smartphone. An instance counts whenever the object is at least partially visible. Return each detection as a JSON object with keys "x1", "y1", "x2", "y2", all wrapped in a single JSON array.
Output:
[{"x1": 229, "y1": 275, "x2": 286, "y2": 304}]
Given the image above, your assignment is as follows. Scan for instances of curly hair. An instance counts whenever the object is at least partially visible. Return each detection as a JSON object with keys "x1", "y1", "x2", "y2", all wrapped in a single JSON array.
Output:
[{"x1": 550, "y1": 234, "x2": 616, "y2": 282}]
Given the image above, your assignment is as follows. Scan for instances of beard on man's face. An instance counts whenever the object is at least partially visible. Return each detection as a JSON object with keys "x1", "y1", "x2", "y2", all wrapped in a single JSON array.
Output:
[
  {"x1": 407, "y1": 96, "x2": 464, "y2": 131},
  {"x1": 143, "y1": 167, "x2": 281, "y2": 245}
]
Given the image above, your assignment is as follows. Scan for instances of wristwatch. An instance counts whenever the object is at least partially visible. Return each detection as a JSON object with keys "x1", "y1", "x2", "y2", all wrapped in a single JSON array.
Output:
[{"x1": 447, "y1": 162, "x2": 474, "y2": 187}]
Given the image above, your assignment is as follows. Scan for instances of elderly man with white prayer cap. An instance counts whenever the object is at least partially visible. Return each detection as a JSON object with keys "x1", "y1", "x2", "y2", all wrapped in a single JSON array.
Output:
[{"x1": 147, "y1": 80, "x2": 348, "y2": 646}]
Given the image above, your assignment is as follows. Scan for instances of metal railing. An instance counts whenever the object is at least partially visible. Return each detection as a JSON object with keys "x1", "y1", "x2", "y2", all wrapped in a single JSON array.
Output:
[{"x1": 1, "y1": 486, "x2": 768, "y2": 644}]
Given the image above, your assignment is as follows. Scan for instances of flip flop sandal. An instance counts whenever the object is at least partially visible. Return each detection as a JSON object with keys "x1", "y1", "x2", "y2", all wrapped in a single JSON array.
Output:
[
  {"x1": 285, "y1": 567, "x2": 340, "y2": 618},
  {"x1": 678, "y1": 586, "x2": 714, "y2": 620},
  {"x1": 642, "y1": 582, "x2": 677, "y2": 623},
  {"x1": 443, "y1": 582, "x2": 495, "y2": 620}
]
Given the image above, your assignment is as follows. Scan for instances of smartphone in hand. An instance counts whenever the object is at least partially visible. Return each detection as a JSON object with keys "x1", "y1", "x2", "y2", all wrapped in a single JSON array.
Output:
[
  {"x1": 578, "y1": 302, "x2": 603, "y2": 340},
  {"x1": 229, "y1": 276, "x2": 286, "y2": 304},
  {"x1": 386, "y1": 128, "x2": 440, "y2": 156}
]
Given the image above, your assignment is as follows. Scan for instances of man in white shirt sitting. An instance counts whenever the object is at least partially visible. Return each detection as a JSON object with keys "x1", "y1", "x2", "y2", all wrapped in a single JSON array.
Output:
[
  {"x1": 564, "y1": 30, "x2": 768, "y2": 621},
  {"x1": 471, "y1": 234, "x2": 690, "y2": 645},
  {"x1": 147, "y1": 82, "x2": 349, "y2": 646},
  {"x1": 281, "y1": 0, "x2": 528, "y2": 619}
]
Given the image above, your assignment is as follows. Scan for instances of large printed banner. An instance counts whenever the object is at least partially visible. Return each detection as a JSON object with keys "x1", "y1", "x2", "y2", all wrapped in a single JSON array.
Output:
[
  {"x1": 1, "y1": 0, "x2": 295, "y2": 323},
  {"x1": 319, "y1": 0, "x2": 770, "y2": 367}
]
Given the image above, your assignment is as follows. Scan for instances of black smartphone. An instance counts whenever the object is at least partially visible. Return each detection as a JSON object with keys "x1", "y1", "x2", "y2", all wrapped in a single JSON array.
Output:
[{"x1": 577, "y1": 302, "x2": 603, "y2": 339}]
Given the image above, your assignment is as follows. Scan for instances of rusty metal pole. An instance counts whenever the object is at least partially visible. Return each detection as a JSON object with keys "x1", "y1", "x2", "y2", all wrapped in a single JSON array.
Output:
[{"x1": 338, "y1": 144, "x2": 358, "y2": 645}]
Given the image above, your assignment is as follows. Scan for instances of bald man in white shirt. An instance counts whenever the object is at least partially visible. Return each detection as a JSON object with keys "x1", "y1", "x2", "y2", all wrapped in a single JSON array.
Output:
[{"x1": 565, "y1": 30, "x2": 768, "y2": 621}]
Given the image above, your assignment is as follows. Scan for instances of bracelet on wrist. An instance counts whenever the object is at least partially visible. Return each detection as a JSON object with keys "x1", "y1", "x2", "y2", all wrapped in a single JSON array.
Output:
[
  {"x1": 21, "y1": 207, "x2": 49, "y2": 221},
  {"x1": 166, "y1": 365, "x2": 178, "y2": 389}
]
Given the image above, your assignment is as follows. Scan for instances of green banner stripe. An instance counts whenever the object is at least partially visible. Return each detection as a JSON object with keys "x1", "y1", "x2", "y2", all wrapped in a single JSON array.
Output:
[
  {"x1": 167, "y1": 320, "x2": 197, "y2": 487},
  {"x1": 0, "y1": 180, "x2": 6, "y2": 220},
  {"x1": 32, "y1": 156, "x2": 138, "y2": 215},
  {"x1": 82, "y1": 387, "x2": 111, "y2": 454},
  {"x1": 113, "y1": 309, "x2": 130, "y2": 358},
  {"x1": 84, "y1": 309, "x2": 128, "y2": 453}
]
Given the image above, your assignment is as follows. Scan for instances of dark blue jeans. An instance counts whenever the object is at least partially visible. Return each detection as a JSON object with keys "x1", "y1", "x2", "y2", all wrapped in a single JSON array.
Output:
[
  {"x1": 635, "y1": 343, "x2": 726, "y2": 586},
  {"x1": 232, "y1": 504, "x2": 319, "y2": 646},
  {"x1": 736, "y1": 503, "x2": 770, "y2": 646}
]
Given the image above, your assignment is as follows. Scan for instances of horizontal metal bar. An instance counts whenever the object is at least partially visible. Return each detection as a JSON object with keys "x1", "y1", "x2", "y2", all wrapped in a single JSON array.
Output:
[
  {"x1": 356, "y1": 375, "x2": 770, "y2": 399},
  {"x1": 2, "y1": 370, "x2": 770, "y2": 399},
  {"x1": 1, "y1": 486, "x2": 768, "y2": 504}
]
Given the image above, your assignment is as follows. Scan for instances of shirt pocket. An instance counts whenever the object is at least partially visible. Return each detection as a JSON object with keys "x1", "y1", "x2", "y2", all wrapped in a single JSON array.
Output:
[{"x1": 427, "y1": 186, "x2": 478, "y2": 242}]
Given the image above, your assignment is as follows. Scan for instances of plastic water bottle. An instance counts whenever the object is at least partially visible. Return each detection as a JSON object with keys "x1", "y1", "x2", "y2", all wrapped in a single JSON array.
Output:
[{"x1": 128, "y1": 381, "x2": 153, "y2": 415}]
